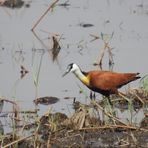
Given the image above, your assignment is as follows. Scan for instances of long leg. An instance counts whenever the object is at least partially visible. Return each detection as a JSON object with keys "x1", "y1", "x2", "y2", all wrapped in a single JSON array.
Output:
[
  {"x1": 106, "y1": 96, "x2": 117, "y2": 119},
  {"x1": 90, "y1": 91, "x2": 93, "y2": 100},
  {"x1": 90, "y1": 91, "x2": 96, "y2": 100},
  {"x1": 93, "y1": 92, "x2": 96, "y2": 100}
]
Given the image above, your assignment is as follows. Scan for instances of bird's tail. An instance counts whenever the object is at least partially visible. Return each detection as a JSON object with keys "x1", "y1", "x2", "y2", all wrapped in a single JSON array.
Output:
[
  {"x1": 118, "y1": 73, "x2": 141, "y2": 88},
  {"x1": 125, "y1": 72, "x2": 141, "y2": 82}
]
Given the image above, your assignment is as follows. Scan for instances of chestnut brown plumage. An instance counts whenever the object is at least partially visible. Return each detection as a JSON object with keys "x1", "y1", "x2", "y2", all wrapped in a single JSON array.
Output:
[
  {"x1": 63, "y1": 63, "x2": 141, "y2": 97},
  {"x1": 82, "y1": 71, "x2": 140, "y2": 97}
]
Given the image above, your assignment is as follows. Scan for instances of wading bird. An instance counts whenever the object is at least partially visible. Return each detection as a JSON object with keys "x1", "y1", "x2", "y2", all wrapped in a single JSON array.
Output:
[{"x1": 63, "y1": 63, "x2": 140, "y2": 102}]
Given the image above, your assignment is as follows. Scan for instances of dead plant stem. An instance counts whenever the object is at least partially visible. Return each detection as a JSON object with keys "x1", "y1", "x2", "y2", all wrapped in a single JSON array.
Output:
[
  {"x1": 78, "y1": 125, "x2": 148, "y2": 132},
  {"x1": 2, "y1": 134, "x2": 35, "y2": 148},
  {"x1": 31, "y1": 0, "x2": 59, "y2": 31},
  {"x1": 130, "y1": 89, "x2": 144, "y2": 104},
  {"x1": 95, "y1": 102, "x2": 127, "y2": 126}
]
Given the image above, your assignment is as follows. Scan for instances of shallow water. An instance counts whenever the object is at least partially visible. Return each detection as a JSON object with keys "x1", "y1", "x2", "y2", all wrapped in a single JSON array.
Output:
[{"x1": 0, "y1": 0, "x2": 148, "y2": 133}]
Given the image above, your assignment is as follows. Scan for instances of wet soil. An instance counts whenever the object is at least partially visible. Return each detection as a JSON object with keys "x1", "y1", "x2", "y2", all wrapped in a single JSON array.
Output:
[
  {"x1": 49, "y1": 129, "x2": 148, "y2": 148},
  {"x1": 1, "y1": 96, "x2": 148, "y2": 148},
  {"x1": 2, "y1": 117, "x2": 148, "y2": 148}
]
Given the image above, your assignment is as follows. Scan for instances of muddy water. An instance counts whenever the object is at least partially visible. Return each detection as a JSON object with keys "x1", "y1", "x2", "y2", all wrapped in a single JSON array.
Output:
[{"x1": 0, "y1": 0, "x2": 148, "y2": 133}]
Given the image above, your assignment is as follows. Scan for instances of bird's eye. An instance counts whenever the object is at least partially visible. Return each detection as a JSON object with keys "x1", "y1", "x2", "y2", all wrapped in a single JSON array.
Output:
[{"x1": 68, "y1": 63, "x2": 73, "y2": 71}]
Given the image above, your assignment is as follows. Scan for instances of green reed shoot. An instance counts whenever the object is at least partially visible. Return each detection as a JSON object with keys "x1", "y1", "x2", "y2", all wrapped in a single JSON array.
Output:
[
  {"x1": 140, "y1": 74, "x2": 148, "y2": 91},
  {"x1": 32, "y1": 50, "x2": 44, "y2": 98}
]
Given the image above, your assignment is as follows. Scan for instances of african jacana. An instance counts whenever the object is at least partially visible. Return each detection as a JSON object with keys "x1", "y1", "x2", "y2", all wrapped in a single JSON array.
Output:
[{"x1": 63, "y1": 63, "x2": 140, "y2": 98}]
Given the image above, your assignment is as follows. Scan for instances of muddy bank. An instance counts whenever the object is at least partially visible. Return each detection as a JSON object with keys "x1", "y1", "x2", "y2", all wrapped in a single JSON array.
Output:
[{"x1": 0, "y1": 89, "x2": 147, "y2": 147}]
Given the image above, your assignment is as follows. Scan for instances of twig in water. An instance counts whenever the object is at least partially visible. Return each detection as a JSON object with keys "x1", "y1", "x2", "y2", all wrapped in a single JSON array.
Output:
[
  {"x1": 97, "y1": 32, "x2": 114, "y2": 66},
  {"x1": 97, "y1": 42, "x2": 107, "y2": 66},
  {"x1": 98, "y1": 42, "x2": 114, "y2": 66},
  {"x1": 89, "y1": 34, "x2": 100, "y2": 42},
  {"x1": 31, "y1": 0, "x2": 59, "y2": 31}
]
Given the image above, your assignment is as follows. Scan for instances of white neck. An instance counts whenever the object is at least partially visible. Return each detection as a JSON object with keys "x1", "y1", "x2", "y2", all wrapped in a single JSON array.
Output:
[
  {"x1": 73, "y1": 69, "x2": 89, "y2": 86},
  {"x1": 73, "y1": 69, "x2": 84, "y2": 79}
]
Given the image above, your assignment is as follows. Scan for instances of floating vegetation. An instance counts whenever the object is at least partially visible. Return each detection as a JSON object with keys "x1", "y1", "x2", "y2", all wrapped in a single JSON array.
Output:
[
  {"x1": 51, "y1": 36, "x2": 61, "y2": 62},
  {"x1": 34, "y1": 96, "x2": 60, "y2": 105},
  {"x1": 79, "y1": 23, "x2": 94, "y2": 28},
  {"x1": 58, "y1": 0, "x2": 70, "y2": 8},
  {"x1": 63, "y1": 96, "x2": 75, "y2": 100},
  {"x1": 1, "y1": 0, "x2": 24, "y2": 8},
  {"x1": 20, "y1": 65, "x2": 29, "y2": 79}
]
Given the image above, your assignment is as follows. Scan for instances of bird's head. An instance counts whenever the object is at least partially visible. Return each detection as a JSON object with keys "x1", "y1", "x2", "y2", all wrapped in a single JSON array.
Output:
[{"x1": 62, "y1": 63, "x2": 79, "y2": 77}]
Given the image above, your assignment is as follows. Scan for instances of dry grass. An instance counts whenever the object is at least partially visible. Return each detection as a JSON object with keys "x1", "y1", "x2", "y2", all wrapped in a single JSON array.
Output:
[{"x1": 0, "y1": 86, "x2": 148, "y2": 147}]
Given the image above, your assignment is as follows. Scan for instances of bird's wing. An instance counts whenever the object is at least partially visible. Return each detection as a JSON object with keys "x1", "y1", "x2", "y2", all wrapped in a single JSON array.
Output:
[{"x1": 89, "y1": 71, "x2": 140, "y2": 90}]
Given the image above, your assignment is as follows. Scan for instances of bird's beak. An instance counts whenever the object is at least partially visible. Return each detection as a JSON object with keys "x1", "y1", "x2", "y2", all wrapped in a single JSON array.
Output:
[{"x1": 62, "y1": 71, "x2": 69, "y2": 77}]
